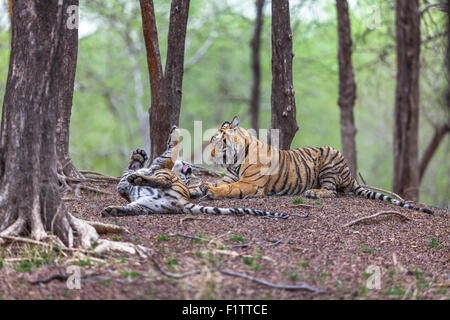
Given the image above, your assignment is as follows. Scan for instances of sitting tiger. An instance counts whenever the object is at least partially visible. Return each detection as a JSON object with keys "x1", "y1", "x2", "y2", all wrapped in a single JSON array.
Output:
[
  {"x1": 196, "y1": 116, "x2": 433, "y2": 214},
  {"x1": 100, "y1": 126, "x2": 288, "y2": 219}
]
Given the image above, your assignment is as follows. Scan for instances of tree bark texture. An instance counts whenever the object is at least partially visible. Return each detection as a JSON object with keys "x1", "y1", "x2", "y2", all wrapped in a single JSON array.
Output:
[
  {"x1": 393, "y1": 0, "x2": 421, "y2": 201},
  {"x1": 249, "y1": 0, "x2": 265, "y2": 131},
  {"x1": 140, "y1": 0, "x2": 189, "y2": 162},
  {"x1": 336, "y1": 0, "x2": 358, "y2": 179},
  {"x1": 270, "y1": 0, "x2": 298, "y2": 150},
  {"x1": 0, "y1": 0, "x2": 97, "y2": 247}
]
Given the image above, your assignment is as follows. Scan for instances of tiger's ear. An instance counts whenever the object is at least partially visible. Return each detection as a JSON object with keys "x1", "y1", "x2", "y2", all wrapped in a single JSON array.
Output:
[{"x1": 231, "y1": 116, "x2": 239, "y2": 129}]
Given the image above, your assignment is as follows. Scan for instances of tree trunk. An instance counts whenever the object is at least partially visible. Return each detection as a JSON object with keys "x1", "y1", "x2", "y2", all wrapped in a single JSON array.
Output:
[
  {"x1": 249, "y1": 0, "x2": 265, "y2": 131},
  {"x1": 140, "y1": 0, "x2": 190, "y2": 162},
  {"x1": 56, "y1": 0, "x2": 82, "y2": 179},
  {"x1": 165, "y1": 0, "x2": 190, "y2": 127},
  {"x1": 270, "y1": 0, "x2": 298, "y2": 150},
  {"x1": 393, "y1": 0, "x2": 421, "y2": 201},
  {"x1": 336, "y1": 0, "x2": 358, "y2": 179},
  {"x1": 419, "y1": 123, "x2": 449, "y2": 183},
  {"x1": 0, "y1": 0, "x2": 98, "y2": 247}
]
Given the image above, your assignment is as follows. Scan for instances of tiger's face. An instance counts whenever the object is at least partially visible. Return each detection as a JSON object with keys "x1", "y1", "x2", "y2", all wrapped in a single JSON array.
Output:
[
  {"x1": 172, "y1": 160, "x2": 193, "y2": 185},
  {"x1": 209, "y1": 116, "x2": 248, "y2": 168}
]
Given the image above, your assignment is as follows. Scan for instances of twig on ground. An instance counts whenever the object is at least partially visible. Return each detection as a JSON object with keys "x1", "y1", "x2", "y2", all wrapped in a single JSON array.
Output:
[
  {"x1": 289, "y1": 204, "x2": 315, "y2": 209},
  {"x1": 287, "y1": 213, "x2": 310, "y2": 218},
  {"x1": 358, "y1": 172, "x2": 367, "y2": 185},
  {"x1": 360, "y1": 184, "x2": 405, "y2": 202},
  {"x1": 343, "y1": 211, "x2": 411, "y2": 227},
  {"x1": 78, "y1": 185, "x2": 114, "y2": 195},
  {"x1": 218, "y1": 269, "x2": 323, "y2": 292}
]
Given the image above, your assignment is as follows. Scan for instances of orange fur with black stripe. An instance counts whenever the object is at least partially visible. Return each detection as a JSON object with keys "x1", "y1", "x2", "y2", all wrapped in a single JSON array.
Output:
[{"x1": 198, "y1": 116, "x2": 433, "y2": 214}]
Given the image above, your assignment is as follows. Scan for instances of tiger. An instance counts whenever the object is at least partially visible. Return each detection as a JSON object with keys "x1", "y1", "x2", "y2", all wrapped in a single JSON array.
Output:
[
  {"x1": 195, "y1": 116, "x2": 433, "y2": 215},
  {"x1": 100, "y1": 126, "x2": 289, "y2": 219}
]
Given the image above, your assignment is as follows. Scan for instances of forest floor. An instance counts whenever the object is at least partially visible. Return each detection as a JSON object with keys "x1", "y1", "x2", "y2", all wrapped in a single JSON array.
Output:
[{"x1": 0, "y1": 173, "x2": 448, "y2": 300}]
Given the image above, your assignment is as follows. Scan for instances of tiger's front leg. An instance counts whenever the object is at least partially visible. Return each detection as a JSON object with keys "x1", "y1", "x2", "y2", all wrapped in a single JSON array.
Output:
[
  {"x1": 127, "y1": 172, "x2": 173, "y2": 189},
  {"x1": 200, "y1": 181, "x2": 263, "y2": 199},
  {"x1": 101, "y1": 204, "x2": 152, "y2": 217}
]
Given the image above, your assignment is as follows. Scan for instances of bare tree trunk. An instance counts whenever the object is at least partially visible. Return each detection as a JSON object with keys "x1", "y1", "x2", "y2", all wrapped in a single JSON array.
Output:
[
  {"x1": 393, "y1": 0, "x2": 421, "y2": 201},
  {"x1": 249, "y1": 0, "x2": 265, "y2": 131},
  {"x1": 336, "y1": 0, "x2": 358, "y2": 179},
  {"x1": 419, "y1": 123, "x2": 449, "y2": 182},
  {"x1": 56, "y1": 0, "x2": 82, "y2": 179},
  {"x1": 270, "y1": 0, "x2": 298, "y2": 150},
  {"x1": 165, "y1": 0, "x2": 190, "y2": 127},
  {"x1": 139, "y1": 0, "x2": 190, "y2": 162},
  {"x1": 0, "y1": 0, "x2": 98, "y2": 247}
]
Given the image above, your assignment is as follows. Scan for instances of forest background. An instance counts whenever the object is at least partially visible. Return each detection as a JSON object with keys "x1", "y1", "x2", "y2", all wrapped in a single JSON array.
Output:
[{"x1": 0, "y1": 0, "x2": 447, "y2": 208}]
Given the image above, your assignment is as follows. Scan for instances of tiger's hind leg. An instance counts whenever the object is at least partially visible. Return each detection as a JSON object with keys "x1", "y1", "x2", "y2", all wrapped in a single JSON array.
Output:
[
  {"x1": 117, "y1": 149, "x2": 149, "y2": 201},
  {"x1": 127, "y1": 148, "x2": 148, "y2": 170},
  {"x1": 101, "y1": 203, "x2": 152, "y2": 217},
  {"x1": 303, "y1": 173, "x2": 338, "y2": 199}
]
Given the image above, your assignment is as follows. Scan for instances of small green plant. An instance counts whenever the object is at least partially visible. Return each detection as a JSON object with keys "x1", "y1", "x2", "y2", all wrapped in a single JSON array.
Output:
[
  {"x1": 0, "y1": 259, "x2": 3, "y2": 270},
  {"x1": 112, "y1": 236, "x2": 123, "y2": 242},
  {"x1": 194, "y1": 251, "x2": 203, "y2": 258},
  {"x1": 167, "y1": 258, "x2": 179, "y2": 266},
  {"x1": 242, "y1": 257, "x2": 253, "y2": 266},
  {"x1": 292, "y1": 197, "x2": 304, "y2": 204},
  {"x1": 429, "y1": 238, "x2": 443, "y2": 249},
  {"x1": 15, "y1": 261, "x2": 33, "y2": 273},
  {"x1": 120, "y1": 270, "x2": 142, "y2": 280},
  {"x1": 229, "y1": 235, "x2": 245, "y2": 243},
  {"x1": 289, "y1": 273, "x2": 299, "y2": 282},
  {"x1": 297, "y1": 261, "x2": 309, "y2": 269},
  {"x1": 358, "y1": 245, "x2": 376, "y2": 254},
  {"x1": 72, "y1": 259, "x2": 92, "y2": 267},
  {"x1": 157, "y1": 234, "x2": 169, "y2": 241},
  {"x1": 314, "y1": 201, "x2": 322, "y2": 205}
]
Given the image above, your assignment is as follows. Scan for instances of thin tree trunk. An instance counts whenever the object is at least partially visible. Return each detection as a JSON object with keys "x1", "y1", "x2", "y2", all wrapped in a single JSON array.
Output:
[
  {"x1": 336, "y1": 0, "x2": 358, "y2": 179},
  {"x1": 249, "y1": 0, "x2": 265, "y2": 131},
  {"x1": 56, "y1": 0, "x2": 82, "y2": 179},
  {"x1": 0, "y1": 0, "x2": 98, "y2": 247},
  {"x1": 393, "y1": 0, "x2": 421, "y2": 201},
  {"x1": 270, "y1": 0, "x2": 298, "y2": 150},
  {"x1": 419, "y1": 123, "x2": 449, "y2": 182},
  {"x1": 139, "y1": 0, "x2": 190, "y2": 162},
  {"x1": 165, "y1": 0, "x2": 190, "y2": 127}
]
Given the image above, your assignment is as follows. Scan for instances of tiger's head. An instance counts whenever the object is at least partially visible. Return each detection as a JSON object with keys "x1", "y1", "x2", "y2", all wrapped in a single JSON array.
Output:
[
  {"x1": 172, "y1": 159, "x2": 193, "y2": 185},
  {"x1": 208, "y1": 116, "x2": 250, "y2": 168}
]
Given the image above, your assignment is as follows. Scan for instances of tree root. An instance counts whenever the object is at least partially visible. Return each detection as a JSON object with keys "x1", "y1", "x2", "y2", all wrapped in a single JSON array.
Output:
[
  {"x1": 86, "y1": 221, "x2": 129, "y2": 234},
  {"x1": 359, "y1": 184, "x2": 405, "y2": 202},
  {"x1": 343, "y1": 210, "x2": 411, "y2": 227}
]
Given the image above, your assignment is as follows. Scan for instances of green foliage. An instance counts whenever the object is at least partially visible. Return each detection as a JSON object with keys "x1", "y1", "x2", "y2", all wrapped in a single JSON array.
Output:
[
  {"x1": 0, "y1": 0, "x2": 447, "y2": 207},
  {"x1": 292, "y1": 197, "x2": 304, "y2": 204},
  {"x1": 156, "y1": 234, "x2": 170, "y2": 242},
  {"x1": 229, "y1": 234, "x2": 245, "y2": 243},
  {"x1": 428, "y1": 238, "x2": 443, "y2": 249}
]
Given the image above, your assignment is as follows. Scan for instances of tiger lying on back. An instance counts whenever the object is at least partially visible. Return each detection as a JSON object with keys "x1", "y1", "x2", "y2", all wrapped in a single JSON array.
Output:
[
  {"x1": 101, "y1": 126, "x2": 288, "y2": 219},
  {"x1": 195, "y1": 116, "x2": 433, "y2": 214}
]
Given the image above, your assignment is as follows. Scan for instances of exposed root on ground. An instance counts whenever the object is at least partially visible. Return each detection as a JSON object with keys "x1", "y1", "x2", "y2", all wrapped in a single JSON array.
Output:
[
  {"x1": 57, "y1": 169, "x2": 117, "y2": 197},
  {"x1": 343, "y1": 210, "x2": 411, "y2": 227}
]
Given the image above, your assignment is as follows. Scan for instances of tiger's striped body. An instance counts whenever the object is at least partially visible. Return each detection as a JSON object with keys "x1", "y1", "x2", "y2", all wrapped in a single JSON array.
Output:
[
  {"x1": 101, "y1": 128, "x2": 289, "y2": 219},
  {"x1": 198, "y1": 117, "x2": 433, "y2": 214}
]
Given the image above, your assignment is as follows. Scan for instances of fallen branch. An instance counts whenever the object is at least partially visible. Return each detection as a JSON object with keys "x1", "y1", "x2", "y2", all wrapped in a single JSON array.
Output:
[
  {"x1": 78, "y1": 185, "x2": 114, "y2": 195},
  {"x1": 360, "y1": 184, "x2": 405, "y2": 202},
  {"x1": 289, "y1": 204, "x2": 315, "y2": 209},
  {"x1": 218, "y1": 269, "x2": 323, "y2": 292},
  {"x1": 86, "y1": 221, "x2": 130, "y2": 234},
  {"x1": 343, "y1": 211, "x2": 411, "y2": 227}
]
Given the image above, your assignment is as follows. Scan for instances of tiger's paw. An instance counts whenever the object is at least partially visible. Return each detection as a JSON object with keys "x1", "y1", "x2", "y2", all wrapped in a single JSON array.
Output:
[
  {"x1": 303, "y1": 189, "x2": 336, "y2": 199},
  {"x1": 199, "y1": 181, "x2": 220, "y2": 199},
  {"x1": 101, "y1": 206, "x2": 121, "y2": 217},
  {"x1": 128, "y1": 149, "x2": 148, "y2": 170},
  {"x1": 127, "y1": 172, "x2": 147, "y2": 186}
]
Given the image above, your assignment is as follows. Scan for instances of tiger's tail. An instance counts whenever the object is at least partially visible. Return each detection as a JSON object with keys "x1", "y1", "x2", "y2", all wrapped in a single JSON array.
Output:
[
  {"x1": 182, "y1": 203, "x2": 289, "y2": 219},
  {"x1": 350, "y1": 180, "x2": 433, "y2": 214}
]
